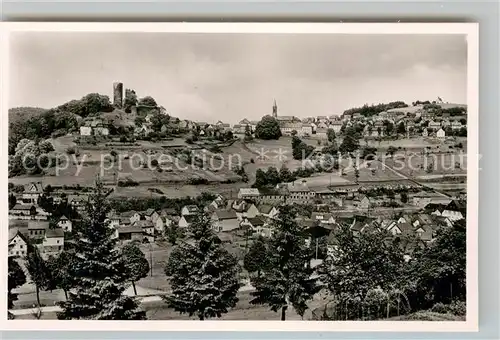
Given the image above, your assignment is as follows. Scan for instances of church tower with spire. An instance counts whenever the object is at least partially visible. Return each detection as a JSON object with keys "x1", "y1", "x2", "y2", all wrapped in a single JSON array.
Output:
[{"x1": 272, "y1": 99, "x2": 278, "y2": 118}]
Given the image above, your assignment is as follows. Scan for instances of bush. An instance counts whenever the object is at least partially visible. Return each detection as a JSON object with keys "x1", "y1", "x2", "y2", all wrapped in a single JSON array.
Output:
[
  {"x1": 430, "y1": 301, "x2": 466, "y2": 316},
  {"x1": 66, "y1": 146, "x2": 76, "y2": 155},
  {"x1": 117, "y1": 179, "x2": 139, "y2": 187},
  {"x1": 250, "y1": 158, "x2": 255, "y2": 164}
]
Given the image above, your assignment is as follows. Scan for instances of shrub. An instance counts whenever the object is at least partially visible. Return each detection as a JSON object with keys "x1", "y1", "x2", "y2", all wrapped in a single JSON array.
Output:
[{"x1": 66, "y1": 146, "x2": 76, "y2": 155}]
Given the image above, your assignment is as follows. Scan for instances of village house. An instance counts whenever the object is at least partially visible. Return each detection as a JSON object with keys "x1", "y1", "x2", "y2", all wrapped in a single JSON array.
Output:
[
  {"x1": 420, "y1": 111, "x2": 435, "y2": 121},
  {"x1": 314, "y1": 127, "x2": 328, "y2": 139},
  {"x1": 22, "y1": 182, "x2": 44, "y2": 205},
  {"x1": 436, "y1": 128, "x2": 446, "y2": 139},
  {"x1": 181, "y1": 205, "x2": 199, "y2": 216},
  {"x1": 232, "y1": 124, "x2": 245, "y2": 134},
  {"x1": 67, "y1": 194, "x2": 89, "y2": 212},
  {"x1": 142, "y1": 208, "x2": 159, "y2": 222},
  {"x1": 311, "y1": 212, "x2": 335, "y2": 224},
  {"x1": 451, "y1": 121, "x2": 463, "y2": 130},
  {"x1": 357, "y1": 195, "x2": 372, "y2": 210},
  {"x1": 258, "y1": 204, "x2": 280, "y2": 219},
  {"x1": 80, "y1": 126, "x2": 92, "y2": 136},
  {"x1": 300, "y1": 123, "x2": 313, "y2": 136},
  {"x1": 414, "y1": 225, "x2": 434, "y2": 242},
  {"x1": 118, "y1": 225, "x2": 144, "y2": 242},
  {"x1": 428, "y1": 120, "x2": 442, "y2": 131},
  {"x1": 9, "y1": 229, "x2": 28, "y2": 257},
  {"x1": 9, "y1": 204, "x2": 50, "y2": 221},
  {"x1": 57, "y1": 215, "x2": 72, "y2": 232},
  {"x1": 178, "y1": 214, "x2": 196, "y2": 229},
  {"x1": 211, "y1": 210, "x2": 239, "y2": 232},
  {"x1": 28, "y1": 220, "x2": 49, "y2": 239},
  {"x1": 238, "y1": 188, "x2": 260, "y2": 200},
  {"x1": 387, "y1": 222, "x2": 413, "y2": 237},
  {"x1": 286, "y1": 182, "x2": 316, "y2": 205},
  {"x1": 121, "y1": 210, "x2": 142, "y2": 224},
  {"x1": 9, "y1": 204, "x2": 36, "y2": 220},
  {"x1": 132, "y1": 220, "x2": 155, "y2": 243},
  {"x1": 440, "y1": 200, "x2": 466, "y2": 221},
  {"x1": 280, "y1": 122, "x2": 302, "y2": 136},
  {"x1": 242, "y1": 203, "x2": 259, "y2": 219},
  {"x1": 241, "y1": 216, "x2": 271, "y2": 237},
  {"x1": 328, "y1": 121, "x2": 342, "y2": 133},
  {"x1": 42, "y1": 228, "x2": 65, "y2": 257}
]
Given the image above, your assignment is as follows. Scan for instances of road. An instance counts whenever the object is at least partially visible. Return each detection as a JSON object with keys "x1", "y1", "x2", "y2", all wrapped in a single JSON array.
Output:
[{"x1": 9, "y1": 284, "x2": 256, "y2": 316}]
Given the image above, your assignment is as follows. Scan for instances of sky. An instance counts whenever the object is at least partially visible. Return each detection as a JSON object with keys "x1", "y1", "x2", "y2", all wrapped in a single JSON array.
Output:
[{"x1": 9, "y1": 32, "x2": 467, "y2": 124}]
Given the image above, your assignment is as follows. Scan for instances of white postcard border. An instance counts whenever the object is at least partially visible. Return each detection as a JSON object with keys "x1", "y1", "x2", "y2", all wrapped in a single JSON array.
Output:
[{"x1": 0, "y1": 22, "x2": 479, "y2": 332}]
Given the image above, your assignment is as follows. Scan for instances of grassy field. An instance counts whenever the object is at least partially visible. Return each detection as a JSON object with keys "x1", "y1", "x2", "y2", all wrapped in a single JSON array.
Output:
[{"x1": 385, "y1": 152, "x2": 467, "y2": 178}]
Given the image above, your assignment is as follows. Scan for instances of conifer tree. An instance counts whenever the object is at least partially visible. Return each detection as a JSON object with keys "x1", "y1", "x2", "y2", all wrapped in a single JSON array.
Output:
[
  {"x1": 250, "y1": 205, "x2": 320, "y2": 320},
  {"x1": 165, "y1": 211, "x2": 240, "y2": 320},
  {"x1": 57, "y1": 179, "x2": 145, "y2": 320}
]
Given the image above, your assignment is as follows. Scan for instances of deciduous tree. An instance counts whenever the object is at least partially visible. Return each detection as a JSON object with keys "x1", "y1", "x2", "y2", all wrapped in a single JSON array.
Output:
[
  {"x1": 122, "y1": 243, "x2": 150, "y2": 296},
  {"x1": 255, "y1": 115, "x2": 282, "y2": 140},
  {"x1": 250, "y1": 205, "x2": 320, "y2": 320}
]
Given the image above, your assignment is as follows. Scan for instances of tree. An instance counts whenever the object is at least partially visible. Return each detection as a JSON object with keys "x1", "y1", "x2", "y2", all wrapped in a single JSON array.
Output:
[
  {"x1": 327, "y1": 129, "x2": 336, "y2": 143},
  {"x1": 26, "y1": 245, "x2": 51, "y2": 308},
  {"x1": 354, "y1": 167, "x2": 360, "y2": 183},
  {"x1": 254, "y1": 168, "x2": 268, "y2": 188},
  {"x1": 138, "y1": 96, "x2": 158, "y2": 107},
  {"x1": 8, "y1": 257, "x2": 26, "y2": 311},
  {"x1": 244, "y1": 124, "x2": 253, "y2": 142},
  {"x1": 384, "y1": 120, "x2": 394, "y2": 136},
  {"x1": 292, "y1": 136, "x2": 314, "y2": 160},
  {"x1": 123, "y1": 89, "x2": 138, "y2": 113},
  {"x1": 279, "y1": 165, "x2": 295, "y2": 183},
  {"x1": 407, "y1": 222, "x2": 466, "y2": 308},
  {"x1": 400, "y1": 191, "x2": 409, "y2": 204},
  {"x1": 165, "y1": 212, "x2": 240, "y2": 320},
  {"x1": 319, "y1": 224, "x2": 405, "y2": 320},
  {"x1": 250, "y1": 205, "x2": 320, "y2": 320},
  {"x1": 165, "y1": 223, "x2": 184, "y2": 245},
  {"x1": 57, "y1": 179, "x2": 145, "y2": 320},
  {"x1": 339, "y1": 127, "x2": 360, "y2": 154},
  {"x1": 9, "y1": 194, "x2": 17, "y2": 210},
  {"x1": 397, "y1": 122, "x2": 406, "y2": 135},
  {"x1": 386, "y1": 146, "x2": 397, "y2": 158},
  {"x1": 254, "y1": 115, "x2": 282, "y2": 140},
  {"x1": 122, "y1": 243, "x2": 150, "y2": 296},
  {"x1": 244, "y1": 236, "x2": 270, "y2": 277},
  {"x1": 46, "y1": 251, "x2": 74, "y2": 300},
  {"x1": 267, "y1": 167, "x2": 280, "y2": 186}
]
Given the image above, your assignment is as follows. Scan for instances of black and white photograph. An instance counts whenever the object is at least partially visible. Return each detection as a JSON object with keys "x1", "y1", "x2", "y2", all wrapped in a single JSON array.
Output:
[{"x1": 2, "y1": 23, "x2": 478, "y2": 331}]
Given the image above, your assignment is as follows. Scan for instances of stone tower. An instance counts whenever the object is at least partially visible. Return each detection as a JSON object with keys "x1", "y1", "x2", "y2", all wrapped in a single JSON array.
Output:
[
  {"x1": 113, "y1": 82, "x2": 123, "y2": 108},
  {"x1": 272, "y1": 99, "x2": 278, "y2": 118}
]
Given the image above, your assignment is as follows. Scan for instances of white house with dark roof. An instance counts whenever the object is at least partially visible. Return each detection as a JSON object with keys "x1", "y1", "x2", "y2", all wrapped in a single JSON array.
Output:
[
  {"x1": 22, "y1": 182, "x2": 44, "y2": 205},
  {"x1": 9, "y1": 229, "x2": 28, "y2": 257},
  {"x1": 181, "y1": 205, "x2": 199, "y2": 216},
  {"x1": 57, "y1": 215, "x2": 72, "y2": 232},
  {"x1": 43, "y1": 228, "x2": 65, "y2": 256},
  {"x1": 211, "y1": 210, "x2": 239, "y2": 232}
]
